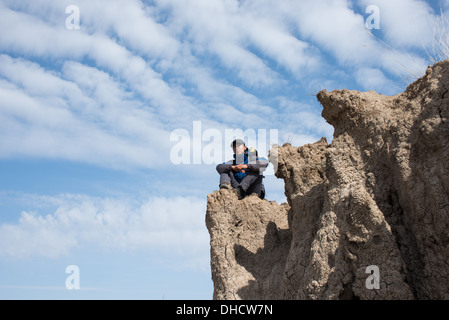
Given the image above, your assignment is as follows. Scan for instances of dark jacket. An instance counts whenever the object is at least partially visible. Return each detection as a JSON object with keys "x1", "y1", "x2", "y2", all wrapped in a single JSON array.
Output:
[{"x1": 217, "y1": 148, "x2": 268, "y2": 183}]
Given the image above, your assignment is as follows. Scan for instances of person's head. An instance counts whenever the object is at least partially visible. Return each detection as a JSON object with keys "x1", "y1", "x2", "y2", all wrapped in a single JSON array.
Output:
[{"x1": 231, "y1": 139, "x2": 247, "y2": 155}]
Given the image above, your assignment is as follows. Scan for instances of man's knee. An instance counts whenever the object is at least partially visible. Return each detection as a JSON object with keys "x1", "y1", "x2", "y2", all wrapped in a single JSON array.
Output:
[
  {"x1": 216, "y1": 164, "x2": 230, "y2": 174},
  {"x1": 246, "y1": 182, "x2": 265, "y2": 199},
  {"x1": 241, "y1": 175, "x2": 264, "y2": 192}
]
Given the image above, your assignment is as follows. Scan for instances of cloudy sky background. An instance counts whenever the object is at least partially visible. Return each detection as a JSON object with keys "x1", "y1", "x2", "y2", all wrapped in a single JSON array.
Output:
[{"x1": 0, "y1": 0, "x2": 448, "y2": 299}]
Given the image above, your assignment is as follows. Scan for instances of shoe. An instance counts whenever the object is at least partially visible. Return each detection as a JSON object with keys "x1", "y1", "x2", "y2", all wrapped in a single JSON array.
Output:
[
  {"x1": 219, "y1": 183, "x2": 232, "y2": 190},
  {"x1": 234, "y1": 186, "x2": 245, "y2": 200}
]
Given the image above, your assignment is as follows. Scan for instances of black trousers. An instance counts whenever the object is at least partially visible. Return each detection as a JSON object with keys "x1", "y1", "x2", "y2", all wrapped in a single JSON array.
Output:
[{"x1": 217, "y1": 166, "x2": 265, "y2": 199}]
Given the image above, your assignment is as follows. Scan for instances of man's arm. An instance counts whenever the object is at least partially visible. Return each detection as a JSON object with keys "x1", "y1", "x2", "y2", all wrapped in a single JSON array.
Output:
[
  {"x1": 216, "y1": 163, "x2": 233, "y2": 174},
  {"x1": 218, "y1": 163, "x2": 250, "y2": 174},
  {"x1": 246, "y1": 158, "x2": 269, "y2": 173}
]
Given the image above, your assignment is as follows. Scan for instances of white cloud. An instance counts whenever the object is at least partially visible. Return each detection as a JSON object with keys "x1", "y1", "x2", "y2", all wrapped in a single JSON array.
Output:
[
  {"x1": 0, "y1": 2, "x2": 202, "y2": 126},
  {"x1": 156, "y1": 0, "x2": 279, "y2": 87},
  {"x1": 360, "y1": 0, "x2": 435, "y2": 48},
  {"x1": 0, "y1": 1, "x2": 287, "y2": 169},
  {"x1": 358, "y1": 0, "x2": 447, "y2": 78},
  {"x1": 280, "y1": 0, "x2": 375, "y2": 65},
  {"x1": 241, "y1": 15, "x2": 320, "y2": 74},
  {"x1": 0, "y1": 55, "x2": 173, "y2": 169},
  {"x1": 1, "y1": 0, "x2": 444, "y2": 174},
  {"x1": 277, "y1": 98, "x2": 334, "y2": 142},
  {"x1": 157, "y1": 0, "x2": 323, "y2": 86},
  {"x1": 0, "y1": 2, "x2": 87, "y2": 59},
  {"x1": 99, "y1": 1, "x2": 180, "y2": 60},
  {"x1": 355, "y1": 67, "x2": 400, "y2": 95},
  {"x1": 0, "y1": 194, "x2": 208, "y2": 260}
]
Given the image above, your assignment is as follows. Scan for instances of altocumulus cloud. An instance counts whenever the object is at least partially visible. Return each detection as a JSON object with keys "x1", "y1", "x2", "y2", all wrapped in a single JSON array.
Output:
[
  {"x1": 0, "y1": 194, "x2": 208, "y2": 260},
  {"x1": 0, "y1": 0, "x2": 333, "y2": 170},
  {"x1": 0, "y1": 55, "x2": 171, "y2": 169},
  {"x1": 3, "y1": 0, "x2": 446, "y2": 172},
  {"x1": 0, "y1": 0, "x2": 448, "y2": 274}
]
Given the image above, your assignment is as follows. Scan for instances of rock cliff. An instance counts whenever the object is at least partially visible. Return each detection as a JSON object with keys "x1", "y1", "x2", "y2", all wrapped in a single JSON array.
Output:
[{"x1": 206, "y1": 60, "x2": 449, "y2": 300}]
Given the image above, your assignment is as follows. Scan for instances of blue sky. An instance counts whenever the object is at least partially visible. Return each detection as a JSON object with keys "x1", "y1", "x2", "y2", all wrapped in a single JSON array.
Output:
[{"x1": 0, "y1": 0, "x2": 447, "y2": 300}]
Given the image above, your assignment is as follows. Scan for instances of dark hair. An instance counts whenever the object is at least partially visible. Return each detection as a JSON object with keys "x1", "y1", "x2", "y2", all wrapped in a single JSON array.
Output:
[{"x1": 231, "y1": 139, "x2": 245, "y2": 148}]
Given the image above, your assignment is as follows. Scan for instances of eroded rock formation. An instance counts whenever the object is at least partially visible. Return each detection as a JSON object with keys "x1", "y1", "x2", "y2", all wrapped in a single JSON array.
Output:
[{"x1": 206, "y1": 60, "x2": 449, "y2": 300}]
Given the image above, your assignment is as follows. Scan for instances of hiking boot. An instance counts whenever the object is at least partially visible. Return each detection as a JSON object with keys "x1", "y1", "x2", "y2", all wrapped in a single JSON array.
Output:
[
  {"x1": 219, "y1": 183, "x2": 232, "y2": 190},
  {"x1": 234, "y1": 186, "x2": 245, "y2": 200}
]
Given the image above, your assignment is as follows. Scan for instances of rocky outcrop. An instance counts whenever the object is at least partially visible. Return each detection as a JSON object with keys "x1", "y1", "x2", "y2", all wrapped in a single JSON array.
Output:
[
  {"x1": 206, "y1": 60, "x2": 449, "y2": 300},
  {"x1": 206, "y1": 191, "x2": 291, "y2": 300}
]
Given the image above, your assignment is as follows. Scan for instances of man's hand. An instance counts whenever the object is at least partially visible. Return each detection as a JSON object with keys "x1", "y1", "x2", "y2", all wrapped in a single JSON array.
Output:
[{"x1": 232, "y1": 164, "x2": 248, "y2": 173}]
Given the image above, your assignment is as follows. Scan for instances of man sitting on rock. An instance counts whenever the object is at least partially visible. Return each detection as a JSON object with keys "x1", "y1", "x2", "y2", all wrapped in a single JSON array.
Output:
[{"x1": 216, "y1": 139, "x2": 269, "y2": 200}]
